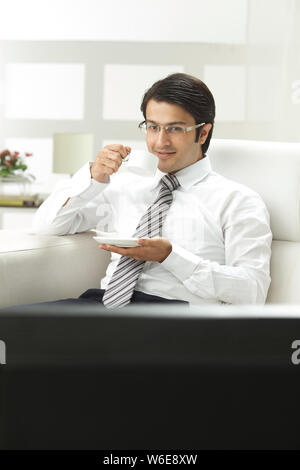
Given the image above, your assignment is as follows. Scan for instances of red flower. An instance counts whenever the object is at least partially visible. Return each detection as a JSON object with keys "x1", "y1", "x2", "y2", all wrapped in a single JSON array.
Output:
[
  {"x1": 0, "y1": 149, "x2": 11, "y2": 158},
  {"x1": 13, "y1": 151, "x2": 20, "y2": 156},
  {"x1": 25, "y1": 153, "x2": 33, "y2": 157}
]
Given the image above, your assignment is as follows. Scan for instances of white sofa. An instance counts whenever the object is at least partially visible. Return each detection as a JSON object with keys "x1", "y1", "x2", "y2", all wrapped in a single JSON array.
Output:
[{"x1": 1, "y1": 138, "x2": 300, "y2": 308}]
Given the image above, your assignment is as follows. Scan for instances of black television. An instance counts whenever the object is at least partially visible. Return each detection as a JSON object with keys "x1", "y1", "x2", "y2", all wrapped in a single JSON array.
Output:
[{"x1": 1, "y1": 303, "x2": 300, "y2": 450}]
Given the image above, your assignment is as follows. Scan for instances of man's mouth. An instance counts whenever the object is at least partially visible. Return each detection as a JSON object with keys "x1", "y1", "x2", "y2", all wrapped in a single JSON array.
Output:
[{"x1": 156, "y1": 151, "x2": 176, "y2": 158}]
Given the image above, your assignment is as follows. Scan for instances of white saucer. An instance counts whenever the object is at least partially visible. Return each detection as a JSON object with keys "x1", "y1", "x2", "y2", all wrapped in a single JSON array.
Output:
[{"x1": 93, "y1": 236, "x2": 139, "y2": 248}]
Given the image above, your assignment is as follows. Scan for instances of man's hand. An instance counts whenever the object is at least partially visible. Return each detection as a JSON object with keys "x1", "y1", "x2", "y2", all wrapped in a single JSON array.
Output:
[
  {"x1": 99, "y1": 237, "x2": 172, "y2": 263},
  {"x1": 90, "y1": 144, "x2": 131, "y2": 183}
]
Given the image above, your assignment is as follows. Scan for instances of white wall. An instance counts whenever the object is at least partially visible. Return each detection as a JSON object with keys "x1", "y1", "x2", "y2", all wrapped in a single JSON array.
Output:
[
  {"x1": 0, "y1": 0, "x2": 247, "y2": 43},
  {"x1": 0, "y1": 0, "x2": 299, "y2": 184}
]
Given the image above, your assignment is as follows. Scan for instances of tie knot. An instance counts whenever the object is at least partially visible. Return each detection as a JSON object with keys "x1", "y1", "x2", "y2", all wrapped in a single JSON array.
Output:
[{"x1": 160, "y1": 173, "x2": 180, "y2": 192}]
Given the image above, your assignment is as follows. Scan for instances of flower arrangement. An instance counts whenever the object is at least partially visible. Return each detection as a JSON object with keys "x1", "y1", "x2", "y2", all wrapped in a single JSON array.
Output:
[{"x1": 0, "y1": 149, "x2": 33, "y2": 177}]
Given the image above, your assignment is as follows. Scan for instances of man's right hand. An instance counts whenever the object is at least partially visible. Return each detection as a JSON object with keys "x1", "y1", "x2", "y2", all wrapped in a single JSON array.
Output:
[{"x1": 90, "y1": 144, "x2": 131, "y2": 183}]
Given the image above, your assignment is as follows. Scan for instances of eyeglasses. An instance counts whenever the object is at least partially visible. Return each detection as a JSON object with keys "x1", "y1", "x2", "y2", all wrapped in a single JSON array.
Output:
[{"x1": 138, "y1": 121, "x2": 206, "y2": 136}]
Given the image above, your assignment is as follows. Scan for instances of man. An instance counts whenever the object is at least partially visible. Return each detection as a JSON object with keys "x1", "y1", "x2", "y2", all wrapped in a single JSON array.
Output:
[{"x1": 31, "y1": 73, "x2": 271, "y2": 308}]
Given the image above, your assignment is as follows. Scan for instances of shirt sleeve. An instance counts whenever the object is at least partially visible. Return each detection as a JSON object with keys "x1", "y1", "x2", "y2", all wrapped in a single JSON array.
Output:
[
  {"x1": 161, "y1": 193, "x2": 272, "y2": 304},
  {"x1": 32, "y1": 162, "x2": 112, "y2": 235}
]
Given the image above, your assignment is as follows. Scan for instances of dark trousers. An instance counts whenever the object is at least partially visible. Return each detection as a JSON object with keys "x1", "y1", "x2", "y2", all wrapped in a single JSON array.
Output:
[{"x1": 3, "y1": 289, "x2": 188, "y2": 310}]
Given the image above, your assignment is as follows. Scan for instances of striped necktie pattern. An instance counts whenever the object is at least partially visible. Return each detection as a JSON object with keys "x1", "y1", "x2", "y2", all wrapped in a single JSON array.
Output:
[{"x1": 102, "y1": 173, "x2": 180, "y2": 309}]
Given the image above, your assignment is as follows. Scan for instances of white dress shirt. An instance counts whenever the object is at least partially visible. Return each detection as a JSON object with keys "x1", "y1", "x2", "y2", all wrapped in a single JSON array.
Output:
[{"x1": 32, "y1": 156, "x2": 272, "y2": 305}]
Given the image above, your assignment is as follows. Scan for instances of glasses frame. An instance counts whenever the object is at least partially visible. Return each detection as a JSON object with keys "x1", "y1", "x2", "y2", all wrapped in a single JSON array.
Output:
[{"x1": 138, "y1": 121, "x2": 206, "y2": 135}]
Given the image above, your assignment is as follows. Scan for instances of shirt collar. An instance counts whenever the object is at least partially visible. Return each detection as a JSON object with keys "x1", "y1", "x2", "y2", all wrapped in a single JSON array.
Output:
[{"x1": 150, "y1": 154, "x2": 212, "y2": 192}]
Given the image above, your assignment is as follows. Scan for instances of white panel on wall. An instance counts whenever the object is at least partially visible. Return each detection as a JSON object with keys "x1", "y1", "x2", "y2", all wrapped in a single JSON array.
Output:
[
  {"x1": 4, "y1": 138, "x2": 53, "y2": 182},
  {"x1": 203, "y1": 65, "x2": 246, "y2": 121},
  {"x1": 0, "y1": 0, "x2": 247, "y2": 44},
  {"x1": 103, "y1": 65, "x2": 184, "y2": 121},
  {"x1": 5, "y1": 63, "x2": 85, "y2": 119},
  {"x1": 247, "y1": 66, "x2": 281, "y2": 121}
]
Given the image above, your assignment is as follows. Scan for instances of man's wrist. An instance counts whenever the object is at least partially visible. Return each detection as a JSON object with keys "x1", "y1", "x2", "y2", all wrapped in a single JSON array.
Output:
[
  {"x1": 159, "y1": 243, "x2": 173, "y2": 263},
  {"x1": 90, "y1": 164, "x2": 109, "y2": 184}
]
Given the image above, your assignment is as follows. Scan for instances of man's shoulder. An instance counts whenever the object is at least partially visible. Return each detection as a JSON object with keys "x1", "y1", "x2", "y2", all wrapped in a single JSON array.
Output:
[
  {"x1": 207, "y1": 171, "x2": 270, "y2": 228},
  {"x1": 208, "y1": 170, "x2": 264, "y2": 202}
]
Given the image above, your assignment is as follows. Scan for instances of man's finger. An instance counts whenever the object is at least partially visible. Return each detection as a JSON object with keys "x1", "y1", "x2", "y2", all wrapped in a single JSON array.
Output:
[
  {"x1": 137, "y1": 238, "x2": 154, "y2": 245},
  {"x1": 100, "y1": 244, "x2": 139, "y2": 257},
  {"x1": 104, "y1": 144, "x2": 131, "y2": 159},
  {"x1": 100, "y1": 244, "x2": 123, "y2": 253}
]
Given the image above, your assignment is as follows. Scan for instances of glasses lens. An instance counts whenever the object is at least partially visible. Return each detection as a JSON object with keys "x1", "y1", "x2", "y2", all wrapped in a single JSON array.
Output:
[
  {"x1": 138, "y1": 123, "x2": 147, "y2": 134},
  {"x1": 165, "y1": 126, "x2": 185, "y2": 135},
  {"x1": 139, "y1": 123, "x2": 186, "y2": 135},
  {"x1": 141, "y1": 123, "x2": 160, "y2": 134}
]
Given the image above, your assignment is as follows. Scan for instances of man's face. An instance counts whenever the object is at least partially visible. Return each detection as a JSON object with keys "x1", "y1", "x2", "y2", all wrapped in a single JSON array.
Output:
[{"x1": 145, "y1": 99, "x2": 211, "y2": 174}]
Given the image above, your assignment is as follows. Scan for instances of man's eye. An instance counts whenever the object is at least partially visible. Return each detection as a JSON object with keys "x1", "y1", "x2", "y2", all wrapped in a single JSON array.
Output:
[{"x1": 167, "y1": 126, "x2": 183, "y2": 133}]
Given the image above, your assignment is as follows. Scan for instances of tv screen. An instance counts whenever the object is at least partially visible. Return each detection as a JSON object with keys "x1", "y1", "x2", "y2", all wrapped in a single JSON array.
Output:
[{"x1": 0, "y1": 304, "x2": 300, "y2": 450}]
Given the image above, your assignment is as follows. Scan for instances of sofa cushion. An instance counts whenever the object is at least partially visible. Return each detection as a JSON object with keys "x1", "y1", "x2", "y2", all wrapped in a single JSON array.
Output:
[
  {"x1": 0, "y1": 230, "x2": 110, "y2": 307},
  {"x1": 209, "y1": 139, "x2": 300, "y2": 242}
]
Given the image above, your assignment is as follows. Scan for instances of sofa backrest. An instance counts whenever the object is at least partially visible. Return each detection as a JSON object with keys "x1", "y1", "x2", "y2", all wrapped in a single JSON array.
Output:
[{"x1": 208, "y1": 139, "x2": 300, "y2": 303}]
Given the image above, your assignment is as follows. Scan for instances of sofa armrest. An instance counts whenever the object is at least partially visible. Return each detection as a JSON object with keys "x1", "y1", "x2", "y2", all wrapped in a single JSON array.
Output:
[{"x1": 0, "y1": 229, "x2": 111, "y2": 308}]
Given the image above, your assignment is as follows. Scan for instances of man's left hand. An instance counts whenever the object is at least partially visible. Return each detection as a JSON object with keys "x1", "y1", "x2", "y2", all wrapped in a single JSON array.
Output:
[{"x1": 99, "y1": 237, "x2": 172, "y2": 263}]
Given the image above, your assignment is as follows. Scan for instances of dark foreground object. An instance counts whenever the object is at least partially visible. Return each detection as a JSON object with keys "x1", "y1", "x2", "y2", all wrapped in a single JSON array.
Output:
[{"x1": 0, "y1": 304, "x2": 300, "y2": 450}]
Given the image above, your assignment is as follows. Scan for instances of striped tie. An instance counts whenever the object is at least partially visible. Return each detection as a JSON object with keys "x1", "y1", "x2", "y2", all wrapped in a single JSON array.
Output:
[{"x1": 102, "y1": 173, "x2": 180, "y2": 309}]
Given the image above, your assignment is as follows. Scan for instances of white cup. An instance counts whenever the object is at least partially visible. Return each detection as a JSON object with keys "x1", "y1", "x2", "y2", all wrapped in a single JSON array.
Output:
[{"x1": 122, "y1": 149, "x2": 158, "y2": 176}]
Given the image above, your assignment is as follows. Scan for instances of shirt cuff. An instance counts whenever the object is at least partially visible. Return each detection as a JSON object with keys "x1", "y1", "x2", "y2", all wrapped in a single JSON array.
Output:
[
  {"x1": 66, "y1": 161, "x2": 109, "y2": 199},
  {"x1": 161, "y1": 242, "x2": 200, "y2": 281}
]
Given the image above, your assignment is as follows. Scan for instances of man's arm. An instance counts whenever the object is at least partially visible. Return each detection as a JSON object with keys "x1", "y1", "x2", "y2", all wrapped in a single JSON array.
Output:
[
  {"x1": 160, "y1": 196, "x2": 272, "y2": 304},
  {"x1": 32, "y1": 163, "x2": 108, "y2": 235},
  {"x1": 32, "y1": 144, "x2": 131, "y2": 236}
]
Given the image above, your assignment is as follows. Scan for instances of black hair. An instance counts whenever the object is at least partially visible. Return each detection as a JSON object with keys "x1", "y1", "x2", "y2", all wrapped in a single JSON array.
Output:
[{"x1": 140, "y1": 73, "x2": 215, "y2": 154}]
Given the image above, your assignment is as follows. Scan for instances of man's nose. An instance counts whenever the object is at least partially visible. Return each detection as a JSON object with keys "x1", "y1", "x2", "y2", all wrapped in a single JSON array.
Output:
[{"x1": 155, "y1": 127, "x2": 171, "y2": 146}]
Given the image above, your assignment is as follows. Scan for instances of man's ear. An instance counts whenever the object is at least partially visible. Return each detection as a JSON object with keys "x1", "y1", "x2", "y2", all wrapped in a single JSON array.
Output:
[{"x1": 199, "y1": 123, "x2": 212, "y2": 144}]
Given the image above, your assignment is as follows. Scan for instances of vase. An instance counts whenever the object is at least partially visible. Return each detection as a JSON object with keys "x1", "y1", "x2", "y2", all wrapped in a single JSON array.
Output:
[{"x1": 0, "y1": 173, "x2": 36, "y2": 198}]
